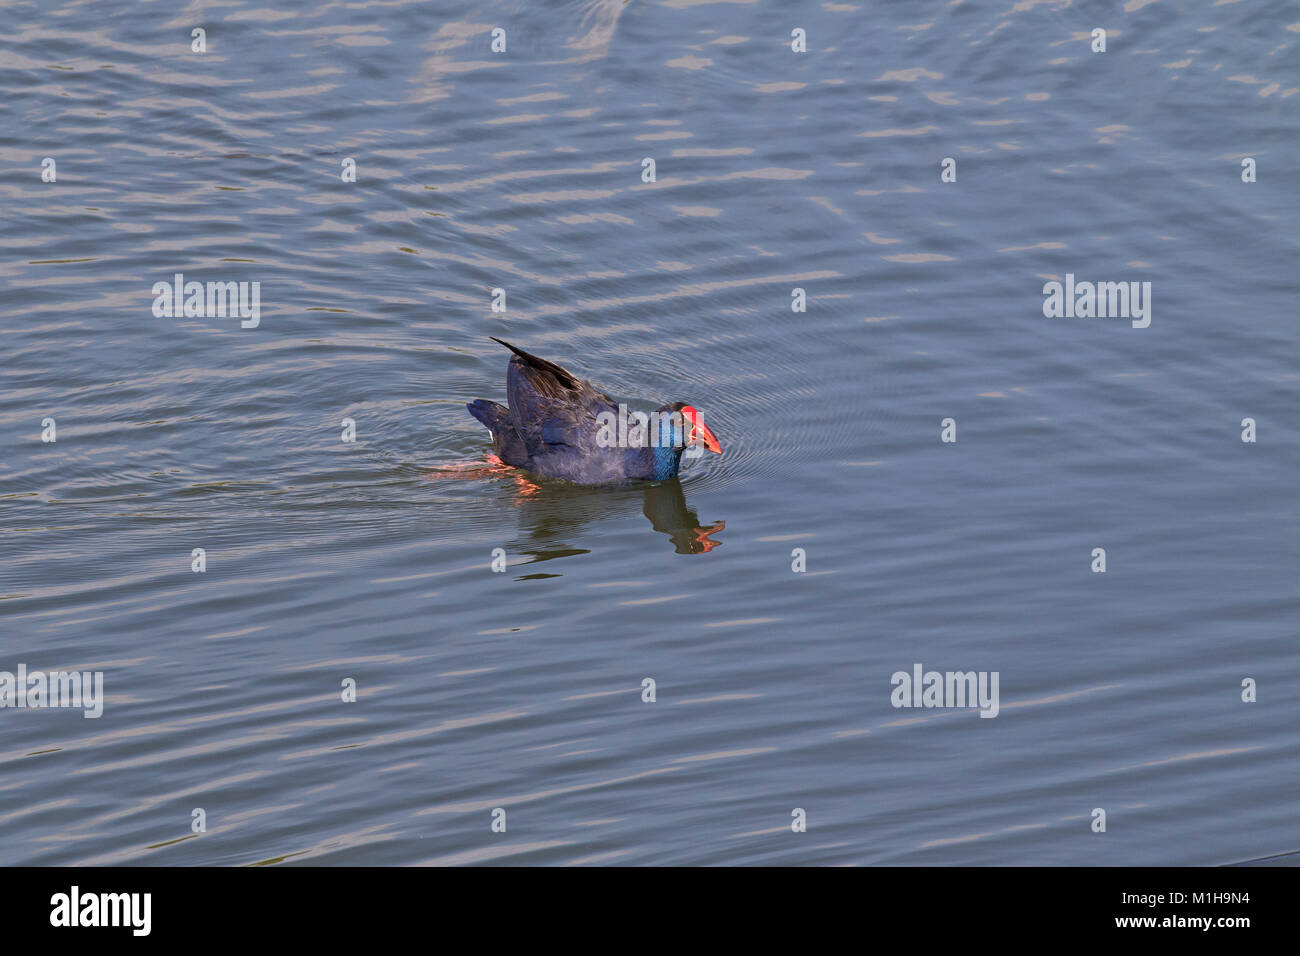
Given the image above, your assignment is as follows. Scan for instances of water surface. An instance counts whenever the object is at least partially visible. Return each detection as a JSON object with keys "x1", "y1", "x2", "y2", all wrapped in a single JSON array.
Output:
[{"x1": 2, "y1": 0, "x2": 1298, "y2": 866}]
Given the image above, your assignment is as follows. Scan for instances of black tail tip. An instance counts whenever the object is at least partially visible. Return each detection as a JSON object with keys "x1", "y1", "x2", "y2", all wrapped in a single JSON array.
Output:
[{"x1": 490, "y1": 336, "x2": 529, "y2": 359}]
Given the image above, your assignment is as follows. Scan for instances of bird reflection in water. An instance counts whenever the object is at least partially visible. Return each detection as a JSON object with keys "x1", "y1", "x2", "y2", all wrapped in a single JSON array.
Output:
[
  {"x1": 425, "y1": 459, "x2": 723, "y2": 555},
  {"x1": 639, "y1": 478, "x2": 724, "y2": 554}
]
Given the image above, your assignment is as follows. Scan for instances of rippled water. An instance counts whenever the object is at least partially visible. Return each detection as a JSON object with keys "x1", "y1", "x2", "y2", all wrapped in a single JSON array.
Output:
[{"x1": 2, "y1": 0, "x2": 1298, "y2": 866}]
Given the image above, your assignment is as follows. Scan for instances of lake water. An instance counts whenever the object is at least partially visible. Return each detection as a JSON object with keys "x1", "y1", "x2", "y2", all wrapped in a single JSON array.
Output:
[{"x1": 2, "y1": 0, "x2": 1298, "y2": 866}]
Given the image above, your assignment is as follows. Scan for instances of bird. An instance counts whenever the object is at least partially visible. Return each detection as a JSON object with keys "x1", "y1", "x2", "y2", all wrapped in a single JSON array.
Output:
[{"x1": 467, "y1": 337, "x2": 721, "y2": 484}]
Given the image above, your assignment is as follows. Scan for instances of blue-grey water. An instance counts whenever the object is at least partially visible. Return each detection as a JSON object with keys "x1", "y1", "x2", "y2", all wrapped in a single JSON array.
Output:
[{"x1": 2, "y1": 0, "x2": 1298, "y2": 866}]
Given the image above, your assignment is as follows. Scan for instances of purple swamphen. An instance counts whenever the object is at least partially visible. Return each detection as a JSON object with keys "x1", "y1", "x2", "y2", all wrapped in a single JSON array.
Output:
[{"x1": 467, "y1": 338, "x2": 722, "y2": 484}]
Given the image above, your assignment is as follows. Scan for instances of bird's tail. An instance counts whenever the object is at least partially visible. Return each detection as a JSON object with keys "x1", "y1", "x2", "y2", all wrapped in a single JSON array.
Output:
[
  {"x1": 490, "y1": 337, "x2": 580, "y2": 389},
  {"x1": 467, "y1": 399, "x2": 510, "y2": 435}
]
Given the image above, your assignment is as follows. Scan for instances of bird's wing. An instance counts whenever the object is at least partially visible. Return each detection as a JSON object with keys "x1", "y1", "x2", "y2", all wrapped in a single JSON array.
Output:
[{"x1": 495, "y1": 340, "x2": 615, "y2": 453}]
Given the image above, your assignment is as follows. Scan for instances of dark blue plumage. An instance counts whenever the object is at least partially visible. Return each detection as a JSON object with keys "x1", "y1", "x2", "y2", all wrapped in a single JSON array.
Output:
[{"x1": 467, "y1": 338, "x2": 721, "y2": 484}]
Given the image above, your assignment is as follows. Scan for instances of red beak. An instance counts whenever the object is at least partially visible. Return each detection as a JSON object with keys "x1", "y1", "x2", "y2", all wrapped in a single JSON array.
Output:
[
  {"x1": 682, "y1": 406, "x2": 722, "y2": 454},
  {"x1": 696, "y1": 421, "x2": 722, "y2": 454}
]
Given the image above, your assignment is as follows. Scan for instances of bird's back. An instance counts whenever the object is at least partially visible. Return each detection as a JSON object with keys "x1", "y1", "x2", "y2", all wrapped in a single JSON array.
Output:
[{"x1": 473, "y1": 339, "x2": 640, "y2": 482}]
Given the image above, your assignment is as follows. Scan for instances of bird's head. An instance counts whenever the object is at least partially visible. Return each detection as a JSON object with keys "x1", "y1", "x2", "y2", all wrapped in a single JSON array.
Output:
[{"x1": 656, "y1": 402, "x2": 722, "y2": 455}]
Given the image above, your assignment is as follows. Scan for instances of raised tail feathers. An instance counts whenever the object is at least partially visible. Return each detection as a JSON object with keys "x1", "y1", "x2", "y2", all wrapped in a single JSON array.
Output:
[{"x1": 467, "y1": 399, "x2": 510, "y2": 433}]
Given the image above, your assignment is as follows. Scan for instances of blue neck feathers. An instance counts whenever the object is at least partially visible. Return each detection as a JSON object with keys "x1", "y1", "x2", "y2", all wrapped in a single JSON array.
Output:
[{"x1": 631, "y1": 443, "x2": 685, "y2": 481}]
